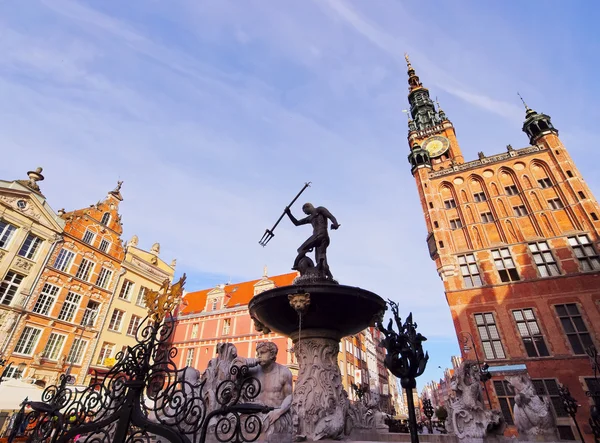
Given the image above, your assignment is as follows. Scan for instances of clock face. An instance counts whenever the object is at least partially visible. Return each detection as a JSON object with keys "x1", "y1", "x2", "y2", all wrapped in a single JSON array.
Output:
[{"x1": 423, "y1": 135, "x2": 450, "y2": 158}]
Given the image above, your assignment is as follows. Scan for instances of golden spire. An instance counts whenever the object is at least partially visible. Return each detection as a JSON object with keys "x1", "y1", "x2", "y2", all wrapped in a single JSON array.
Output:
[{"x1": 404, "y1": 52, "x2": 423, "y2": 92}]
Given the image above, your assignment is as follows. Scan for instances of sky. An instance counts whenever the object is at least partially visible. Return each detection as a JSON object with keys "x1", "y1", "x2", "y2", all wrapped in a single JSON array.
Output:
[{"x1": 1, "y1": 0, "x2": 599, "y2": 386}]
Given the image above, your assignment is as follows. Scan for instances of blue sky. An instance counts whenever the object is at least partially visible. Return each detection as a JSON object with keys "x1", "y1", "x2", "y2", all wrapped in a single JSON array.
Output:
[{"x1": 1, "y1": 0, "x2": 599, "y2": 386}]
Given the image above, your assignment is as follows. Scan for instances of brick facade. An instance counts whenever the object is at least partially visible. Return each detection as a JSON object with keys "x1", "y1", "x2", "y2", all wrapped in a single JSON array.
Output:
[{"x1": 405, "y1": 56, "x2": 599, "y2": 441}]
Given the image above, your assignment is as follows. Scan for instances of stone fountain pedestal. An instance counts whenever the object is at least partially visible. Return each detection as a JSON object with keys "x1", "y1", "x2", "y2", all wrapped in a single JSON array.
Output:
[{"x1": 249, "y1": 282, "x2": 386, "y2": 441}]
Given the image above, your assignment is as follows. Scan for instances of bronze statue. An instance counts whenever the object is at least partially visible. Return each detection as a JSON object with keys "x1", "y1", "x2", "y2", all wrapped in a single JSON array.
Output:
[{"x1": 284, "y1": 202, "x2": 340, "y2": 281}]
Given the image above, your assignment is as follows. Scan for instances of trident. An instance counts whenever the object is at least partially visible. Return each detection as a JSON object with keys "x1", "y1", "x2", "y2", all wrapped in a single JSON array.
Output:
[{"x1": 259, "y1": 182, "x2": 311, "y2": 247}]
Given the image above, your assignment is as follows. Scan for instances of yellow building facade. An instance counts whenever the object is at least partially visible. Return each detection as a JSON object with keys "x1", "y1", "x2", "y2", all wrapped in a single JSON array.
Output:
[
  {"x1": 84, "y1": 236, "x2": 175, "y2": 381},
  {"x1": 0, "y1": 168, "x2": 64, "y2": 369}
]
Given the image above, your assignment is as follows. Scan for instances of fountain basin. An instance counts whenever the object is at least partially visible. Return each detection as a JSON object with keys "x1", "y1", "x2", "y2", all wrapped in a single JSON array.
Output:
[{"x1": 248, "y1": 283, "x2": 386, "y2": 340}]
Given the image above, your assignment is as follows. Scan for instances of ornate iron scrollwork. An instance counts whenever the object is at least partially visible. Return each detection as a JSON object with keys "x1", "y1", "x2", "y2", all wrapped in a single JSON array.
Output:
[{"x1": 17, "y1": 275, "x2": 272, "y2": 443}]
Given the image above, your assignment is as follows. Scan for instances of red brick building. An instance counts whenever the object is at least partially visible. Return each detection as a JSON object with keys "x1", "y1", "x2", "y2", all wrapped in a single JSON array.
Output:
[{"x1": 405, "y1": 55, "x2": 599, "y2": 440}]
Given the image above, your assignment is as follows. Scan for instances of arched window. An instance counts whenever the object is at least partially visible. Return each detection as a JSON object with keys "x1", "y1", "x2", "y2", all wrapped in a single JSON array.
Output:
[{"x1": 101, "y1": 212, "x2": 110, "y2": 225}]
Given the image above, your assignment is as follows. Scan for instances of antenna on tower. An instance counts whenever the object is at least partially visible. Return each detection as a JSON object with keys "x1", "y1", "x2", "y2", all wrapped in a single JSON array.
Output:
[{"x1": 517, "y1": 92, "x2": 530, "y2": 110}]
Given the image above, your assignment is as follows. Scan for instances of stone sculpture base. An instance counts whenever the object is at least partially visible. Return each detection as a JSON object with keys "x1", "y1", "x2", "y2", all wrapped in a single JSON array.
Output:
[{"x1": 291, "y1": 329, "x2": 348, "y2": 441}]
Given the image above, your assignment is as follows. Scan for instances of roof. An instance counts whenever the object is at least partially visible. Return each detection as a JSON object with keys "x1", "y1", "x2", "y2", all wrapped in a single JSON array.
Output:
[{"x1": 180, "y1": 272, "x2": 298, "y2": 315}]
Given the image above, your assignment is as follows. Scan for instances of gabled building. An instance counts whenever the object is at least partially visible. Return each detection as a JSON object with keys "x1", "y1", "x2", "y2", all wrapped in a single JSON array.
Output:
[
  {"x1": 86, "y1": 236, "x2": 175, "y2": 382},
  {"x1": 0, "y1": 167, "x2": 64, "y2": 377},
  {"x1": 404, "y1": 54, "x2": 600, "y2": 440},
  {"x1": 3, "y1": 183, "x2": 126, "y2": 386}
]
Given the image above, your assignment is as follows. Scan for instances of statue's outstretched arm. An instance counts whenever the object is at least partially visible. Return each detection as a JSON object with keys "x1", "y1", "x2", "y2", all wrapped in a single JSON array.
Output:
[{"x1": 285, "y1": 207, "x2": 310, "y2": 226}]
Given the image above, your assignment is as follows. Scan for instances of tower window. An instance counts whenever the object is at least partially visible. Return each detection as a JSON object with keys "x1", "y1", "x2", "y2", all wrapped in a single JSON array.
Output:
[
  {"x1": 555, "y1": 303, "x2": 593, "y2": 355},
  {"x1": 592, "y1": 212, "x2": 599, "y2": 221},
  {"x1": 458, "y1": 254, "x2": 483, "y2": 288},
  {"x1": 567, "y1": 235, "x2": 600, "y2": 271},
  {"x1": 512, "y1": 309, "x2": 549, "y2": 357},
  {"x1": 492, "y1": 248, "x2": 520, "y2": 282},
  {"x1": 438, "y1": 241, "x2": 444, "y2": 248},
  {"x1": 450, "y1": 218, "x2": 463, "y2": 230},
  {"x1": 528, "y1": 241, "x2": 560, "y2": 277},
  {"x1": 433, "y1": 221, "x2": 439, "y2": 229},
  {"x1": 578, "y1": 191, "x2": 586, "y2": 199},
  {"x1": 481, "y1": 212, "x2": 494, "y2": 223},
  {"x1": 538, "y1": 178, "x2": 553, "y2": 188},
  {"x1": 429, "y1": 202, "x2": 433, "y2": 209},
  {"x1": 566, "y1": 170, "x2": 573, "y2": 178},
  {"x1": 505, "y1": 185, "x2": 519, "y2": 196},
  {"x1": 100, "y1": 212, "x2": 111, "y2": 225},
  {"x1": 547, "y1": 198, "x2": 563, "y2": 210},
  {"x1": 513, "y1": 205, "x2": 528, "y2": 217},
  {"x1": 473, "y1": 192, "x2": 487, "y2": 202},
  {"x1": 474, "y1": 312, "x2": 505, "y2": 359},
  {"x1": 444, "y1": 199, "x2": 457, "y2": 209}
]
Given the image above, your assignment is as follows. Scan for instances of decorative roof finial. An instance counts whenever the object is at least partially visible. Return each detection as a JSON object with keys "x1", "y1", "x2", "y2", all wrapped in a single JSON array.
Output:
[
  {"x1": 404, "y1": 52, "x2": 423, "y2": 92},
  {"x1": 263, "y1": 265, "x2": 268, "y2": 278},
  {"x1": 404, "y1": 53, "x2": 412, "y2": 70},
  {"x1": 22, "y1": 167, "x2": 45, "y2": 193},
  {"x1": 108, "y1": 180, "x2": 124, "y2": 201},
  {"x1": 517, "y1": 92, "x2": 531, "y2": 111}
]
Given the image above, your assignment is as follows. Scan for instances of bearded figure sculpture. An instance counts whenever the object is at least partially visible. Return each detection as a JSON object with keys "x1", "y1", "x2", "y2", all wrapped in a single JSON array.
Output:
[{"x1": 506, "y1": 374, "x2": 556, "y2": 438}]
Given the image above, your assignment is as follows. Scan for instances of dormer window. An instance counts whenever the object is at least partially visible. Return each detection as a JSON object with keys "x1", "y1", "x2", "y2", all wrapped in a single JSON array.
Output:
[
  {"x1": 101, "y1": 212, "x2": 111, "y2": 225},
  {"x1": 212, "y1": 299, "x2": 218, "y2": 311}
]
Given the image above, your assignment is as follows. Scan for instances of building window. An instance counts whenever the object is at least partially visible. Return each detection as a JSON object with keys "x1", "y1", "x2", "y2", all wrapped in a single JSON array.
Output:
[
  {"x1": 433, "y1": 221, "x2": 439, "y2": 228},
  {"x1": 126, "y1": 315, "x2": 141, "y2": 336},
  {"x1": 66, "y1": 338, "x2": 88, "y2": 365},
  {"x1": 532, "y1": 379, "x2": 567, "y2": 417},
  {"x1": 505, "y1": 185, "x2": 519, "y2": 196},
  {"x1": 548, "y1": 198, "x2": 563, "y2": 209},
  {"x1": 108, "y1": 309, "x2": 125, "y2": 332},
  {"x1": 528, "y1": 241, "x2": 560, "y2": 277},
  {"x1": 95, "y1": 268, "x2": 113, "y2": 289},
  {"x1": 592, "y1": 212, "x2": 599, "y2": 221},
  {"x1": 473, "y1": 192, "x2": 487, "y2": 202},
  {"x1": 568, "y1": 234, "x2": 600, "y2": 271},
  {"x1": 135, "y1": 286, "x2": 148, "y2": 307},
  {"x1": 211, "y1": 299, "x2": 218, "y2": 311},
  {"x1": 492, "y1": 248, "x2": 520, "y2": 282},
  {"x1": 191, "y1": 323, "x2": 199, "y2": 339},
  {"x1": 481, "y1": 212, "x2": 494, "y2": 223},
  {"x1": 555, "y1": 304, "x2": 594, "y2": 355},
  {"x1": 512, "y1": 309, "x2": 549, "y2": 357},
  {"x1": 0, "y1": 271, "x2": 25, "y2": 306},
  {"x1": 32, "y1": 283, "x2": 60, "y2": 315},
  {"x1": 14, "y1": 326, "x2": 42, "y2": 355},
  {"x1": 513, "y1": 205, "x2": 528, "y2": 216},
  {"x1": 578, "y1": 191, "x2": 586, "y2": 199},
  {"x1": 450, "y1": 218, "x2": 463, "y2": 230},
  {"x1": 100, "y1": 212, "x2": 110, "y2": 225},
  {"x1": 98, "y1": 239, "x2": 111, "y2": 253},
  {"x1": 538, "y1": 178, "x2": 553, "y2": 188},
  {"x1": 0, "y1": 220, "x2": 17, "y2": 249},
  {"x1": 57, "y1": 292, "x2": 82, "y2": 322},
  {"x1": 42, "y1": 333, "x2": 66, "y2": 360},
  {"x1": 18, "y1": 234, "x2": 42, "y2": 260},
  {"x1": 444, "y1": 199, "x2": 457, "y2": 209},
  {"x1": 493, "y1": 380, "x2": 515, "y2": 425},
  {"x1": 119, "y1": 280, "x2": 134, "y2": 301},
  {"x1": 75, "y1": 258, "x2": 94, "y2": 281},
  {"x1": 566, "y1": 170, "x2": 573, "y2": 178},
  {"x1": 53, "y1": 249, "x2": 75, "y2": 272},
  {"x1": 586, "y1": 378, "x2": 600, "y2": 406},
  {"x1": 96, "y1": 342, "x2": 114, "y2": 365},
  {"x1": 81, "y1": 300, "x2": 100, "y2": 326},
  {"x1": 474, "y1": 312, "x2": 505, "y2": 359},
  {"x1": 222, "y1": 318, "x2": 231, "y2": 335},
  {"x1": 458, "y1": 254, "x2": 483, "y2": 288},
  {"x1": 3, "y1": 365, "x2": 24, "y2": 379},
  {"x1": 186, "y1": 348, "x2": 195, "y2": 367},
  {"x1": 82, "y1": 230, "x2": 95, "y2": 245}
]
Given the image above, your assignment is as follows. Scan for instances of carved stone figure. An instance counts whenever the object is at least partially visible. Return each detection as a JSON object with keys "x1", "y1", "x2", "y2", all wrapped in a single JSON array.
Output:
[
  {"x1": 284, "y1": 203, "x2": 340, "y2": 282},
  {"x1": 506, "y1": 374, "x2": 556, "y2": 438},
  {"x1": 245, "y1": 342, "x2": 293, "y2": 443},
  {"x1": 448, "y1": 360, "x2": 504, "y2": 441},
  {"x1": 200, "y1": 343, "x2": 239, "y2": 412}
]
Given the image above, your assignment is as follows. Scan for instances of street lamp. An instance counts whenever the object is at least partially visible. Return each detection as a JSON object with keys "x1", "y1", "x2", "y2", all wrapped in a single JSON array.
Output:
[
  {"x1": 422, "y1": 398, "x2": 434, "y2": 434},
  {"x1": 459, "y1": 331, "x2": 492, "y2": 408},
  {"x1": 558, "y1": 384, "x2": 585, "y2": 442}
]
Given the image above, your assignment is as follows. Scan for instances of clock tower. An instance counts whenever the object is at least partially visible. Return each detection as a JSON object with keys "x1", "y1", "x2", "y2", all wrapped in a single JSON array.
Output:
[{"x1": 405, "y1": 56, "x2": 600, "y2": 441}]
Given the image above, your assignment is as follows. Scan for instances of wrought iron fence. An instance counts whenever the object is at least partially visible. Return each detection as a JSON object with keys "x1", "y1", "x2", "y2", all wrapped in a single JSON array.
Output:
[{"x1": 11, "y1": 275, "x2": 272, "y2": 443}]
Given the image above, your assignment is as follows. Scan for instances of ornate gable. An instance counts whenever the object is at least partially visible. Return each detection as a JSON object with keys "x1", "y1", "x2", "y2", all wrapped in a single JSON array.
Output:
[{"x1": 0, "y1": 188, "x2": 63, "y2": 233}]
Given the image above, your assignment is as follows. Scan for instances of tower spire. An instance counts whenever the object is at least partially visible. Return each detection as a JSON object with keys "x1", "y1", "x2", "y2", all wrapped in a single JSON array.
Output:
[
  {"x1": 517, "y1": 92, "x2": 532, "y2": 111},
  {"x1": 405, "y1": 53, "x2": 423, "y2": 92}
]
